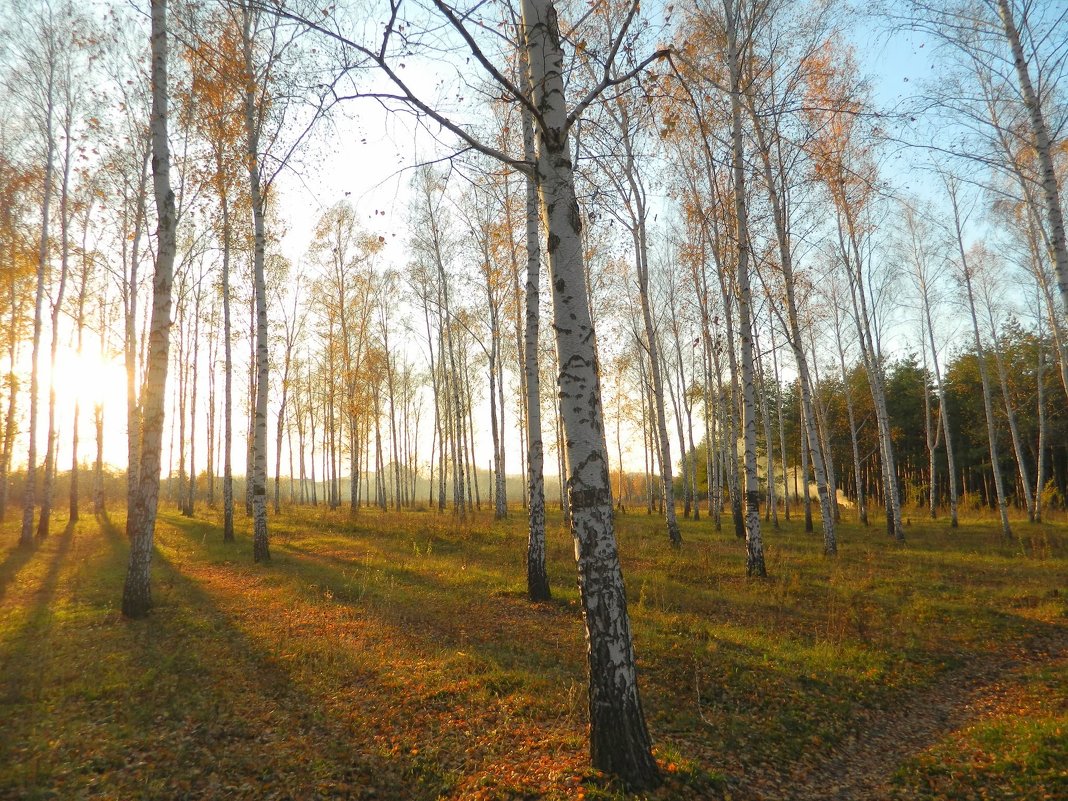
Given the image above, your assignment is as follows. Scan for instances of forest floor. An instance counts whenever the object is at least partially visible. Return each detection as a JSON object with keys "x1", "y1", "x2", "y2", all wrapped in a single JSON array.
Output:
[{"x1": 0, "y1": 503, "x2": 1064, "y2": 800}]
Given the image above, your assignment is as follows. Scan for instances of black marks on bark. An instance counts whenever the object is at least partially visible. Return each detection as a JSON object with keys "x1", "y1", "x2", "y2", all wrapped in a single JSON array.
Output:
[
  {"x1": 546, "y1": 4, "x2": 561, "y2": 48},
  {"x1": 568, "y1": 200, "x2": 582, "y2": 236},
  {"x1": 570, "y1": 485, "x2": 612, "y2": 511}
]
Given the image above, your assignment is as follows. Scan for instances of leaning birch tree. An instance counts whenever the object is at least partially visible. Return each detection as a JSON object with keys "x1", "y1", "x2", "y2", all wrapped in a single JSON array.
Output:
[{"x1": 945, "y1": 177, "x2": 1013, "y2": 539}]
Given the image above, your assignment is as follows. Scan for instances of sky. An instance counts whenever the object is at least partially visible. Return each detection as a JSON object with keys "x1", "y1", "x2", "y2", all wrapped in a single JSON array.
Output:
[{"x1": 18, "y1": 0, "x2": 1018, "y2": 486}]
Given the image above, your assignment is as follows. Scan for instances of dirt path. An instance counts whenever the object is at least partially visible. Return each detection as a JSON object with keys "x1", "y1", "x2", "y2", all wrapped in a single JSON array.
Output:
[{"x1": 731, "y1": 628, "x2": 1067, "y2": 801}]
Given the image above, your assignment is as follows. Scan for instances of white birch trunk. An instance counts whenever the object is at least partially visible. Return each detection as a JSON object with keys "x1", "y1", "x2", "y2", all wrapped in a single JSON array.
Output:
[
  {"x1": 753, "y1": 325, "x2": 777, "y2": 527},
  {"x1": 20, "y1": 49, "x2": 55, "y2": 546},
  {"x1": 38, "y1": 111, "x2": 73, "y2": 540},
  {"x1": 727, "y1": 0, "x2": 765, "y2": 575},
  {"x1": 919, "y1": 270, "x2": 958, "y2": 527},
  {"x1": 986, "y1": 316, "x2": 1034, "y2": 521},
  {"x1": 1034, "y1": 342, "x2": 1047, "y2": 521},
  {"x1": 219, "y1": 166, "x2": 235, "y2": 542},
  {"x1": 241, "y1": 0, "x2": 270, "y2": 562},
  {"x1": 995, "y1": 0, "x2": 1068, "y2": 315},
  {"x1": 950, "y1": 189, "x2": 1013, "y2": 539},
  {"x1": 121, "y1": 0, "x2": 176, "y2": 617},
  {"x1": 521, "y1": 0, "x2": 658, "y2": 785},
  {"x1": 839, "y1": 214, "x2": 903, "y2": 541},
  {"x1": 521, "y1": 149, "x2": 548, "y2": 564},
  {"x1": 627, "y1": 178, "x2": 681, "y2": 544}
]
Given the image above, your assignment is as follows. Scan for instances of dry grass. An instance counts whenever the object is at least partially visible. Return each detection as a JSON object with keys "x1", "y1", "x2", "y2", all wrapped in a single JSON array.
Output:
[{"x1": 0, "y1": 503, "x2": 1064, "y2": 800}]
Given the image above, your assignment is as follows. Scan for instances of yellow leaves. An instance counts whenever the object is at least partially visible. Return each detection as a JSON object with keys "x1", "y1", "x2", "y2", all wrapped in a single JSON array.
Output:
[
  {"x1": 181, "y1": 12, "x2": 251, "y2": 179},
  {"x1": 801, "y1": 36, "x2": 877, "y2": 213}
]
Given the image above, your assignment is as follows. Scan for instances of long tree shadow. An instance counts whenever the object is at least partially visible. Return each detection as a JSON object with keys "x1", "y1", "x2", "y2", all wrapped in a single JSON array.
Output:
[
  {"x1": 158, "y1": 514, "x2": 596, "y2": 783},
  {"x1": 0, "y1": 538, "x2": 39, "y2": 606},
  {"x1": 157, "y1": 511, "x2": 1068, "y2": 801},
  {"x1": 171, "y1": 515, "x2": 588, "y2": 680},
  {"x1": 0, "y1": 515, "x2": 448, "y2": 800},
  {"x1": 2, "y1": 518, "x2": 141, "y2": 784},
  {"x1": 0, "y1": 519, "x2": 83, "y2": 801},
  {"x1": 95, "y1": 519, "x2": 450, "y2": 800},
  {"x1": 0, "y1": 520, "x2": 77, "y2": 702},
  {"x1": 747, "y1": 625, "x2": 1068, "y2": 801}
]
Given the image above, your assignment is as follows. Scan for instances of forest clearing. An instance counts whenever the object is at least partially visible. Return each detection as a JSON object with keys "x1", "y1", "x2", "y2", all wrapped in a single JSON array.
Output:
[{"x1": 1, "y1": 507, "x2": 1064, "y2": 800}]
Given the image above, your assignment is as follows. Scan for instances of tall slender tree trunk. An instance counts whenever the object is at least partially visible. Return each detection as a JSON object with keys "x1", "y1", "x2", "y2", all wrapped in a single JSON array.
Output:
[
  {"x1": 93, "y1": 399, "x2": 104, "y2": 516},
  {"x1": 800, "y1": 397, "x2": 812, "y2": 532},
  {"x1": 625, "y1": 166, "x2": 681, "y2": 544},
  {"x1": 122, "y1": 0, "x2": 177, "y2": 617},
  {"x1": 663, "y1": 335, "x2": 690, "y2": 519},
  {"x1": 125, "y1": 156, "x2": 148, "y2": 529},
  {"x1": 92, "y1": 295, "x2": 107, "y2": 517},
  {"x1": 461, "y1": 346, "x2": 478, "y2": 511},
  {"x1": 219, "y1": 175, "x2": 235, "y2": 542},
  {"x1": 995, "y1": 0, "x2": 1068, "y2": 315},
  {"x1": 1034, "y1": 342, "x2": 1047, "y2": 522},
  {"x1": 831, "y1": 309, "x2": 866, "y2": 526},
  {"x1": 521, "y1": 0, "x2": 658, "y2": 786},
  {"x1": 435, "y1": 228, "x2": 465, "y2": 517},
  {"x1": 727, "y1": 0, "x2": 765, "y2": 576},
  {"x1": 69, "y1": 212, "x2": 92, "y2": 523},
  {"x1": 206, "y1": 316, "x2": 216, "y2": 508},
  {"x1": 950, "y1": 189, "x2": 1012, "y2": 539},
  {"x1": 21, "y1": 54, "x2": 56, "y2": 546},
  {"x1": 753, "y1": 325, "x2": 777, "y2": 528},
  {"x1": 770, "y1": 324, "x2": 790, "y2": 522},
  {"x1": 0, "y1": 290, "x2": 19, "y2": 524},
  {"x1": 703, "y1": 336, "x2": 720, "y2": 530},
  {"x1": 274, "y1": 337, "x2": 292, "y2": 515},
  {"x1": 985, "y1": 311, "x2": 1034, "y2": 521},
  {"x1": 920, "y1": 321, "x2": 938, "y2": 519},
  {"x1": 176, "y1": 313, "x2": 188, "y2": 515},
  {"x1": 185, "y1": 281, "x2": 201, "y2": 516},
  {"x1": 840, "y1": 212, "x2": 902, "y2": 541},
  {"x1": 921, "y1": 285, "x2": 958, "y2": 527},
  {"x1": 38, "y1": 103, "x2": 74, "y2": 540},
  {"x1": 241, "y1": 0, "x2": 270, "y2": 562}
]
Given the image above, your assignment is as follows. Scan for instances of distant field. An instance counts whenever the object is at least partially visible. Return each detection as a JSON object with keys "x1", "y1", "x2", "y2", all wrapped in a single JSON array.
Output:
[{"x1": 1, "y1": 506, "x2": 1064, "y2": 800}]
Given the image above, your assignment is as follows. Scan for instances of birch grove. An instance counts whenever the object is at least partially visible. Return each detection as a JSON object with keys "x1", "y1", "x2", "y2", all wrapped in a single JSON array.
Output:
[{"x1": 1, "y1": 0, "x2": 1067, "y2": 788}]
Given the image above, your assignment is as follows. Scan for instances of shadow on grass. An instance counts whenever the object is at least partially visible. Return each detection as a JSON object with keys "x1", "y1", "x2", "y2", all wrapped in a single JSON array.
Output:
[
  {"x1": 166, "y1": 512, "x2": 588, "y2": 679},
  {"x1": 0, "y1": 539, "x2": 38, "y2": 606},
  {"x1": 155, "y1": 510, "x2": 1068, "y2": 800},
  {"x1": 0, "y1": 520, "x2": 77, "y2": 705},
  {"x1": 109, "y1": 516, "x2": 454, "y2": 800}
]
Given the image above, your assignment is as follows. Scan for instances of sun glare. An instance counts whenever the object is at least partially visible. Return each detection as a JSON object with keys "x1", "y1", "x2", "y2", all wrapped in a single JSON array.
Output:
[
  {"x1": 51, "y1": 346, "x2": 126, "y2": 410},
  {"x1": 45, "y1": 346, "x2": 132, "y2": 469}
]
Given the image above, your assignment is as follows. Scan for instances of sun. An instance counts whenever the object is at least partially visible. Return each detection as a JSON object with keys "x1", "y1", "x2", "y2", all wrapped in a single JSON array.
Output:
[
  {"x1": 36, "y1": 345, "x2": 132, "y2": 470},
  {"x1": 50, "y1": 345, "x2": 127, "y2": 410}
]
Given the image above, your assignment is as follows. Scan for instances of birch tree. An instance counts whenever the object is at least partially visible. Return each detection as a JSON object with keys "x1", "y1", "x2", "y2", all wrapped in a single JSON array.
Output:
[
  {"x1": 521, "y1": 60, "x2": 549, "y2": 600},
  {"x1": 946, "y1": 177, "x2": 1013, "y2": 539},
  {"x1": 724, "y1": 0, "x2": 766, "y2": 575},
  {"x1": 807, "y1": 40, "x2": 903, "y2": 541},
  {"x1": 903, "y1": 202, "x2": 959, "y2": 526},
  {"x1": 122, "y1": 0, "x2": 178, "y2": 618},
  {"x1": 591, "y1": 84, "x2": 682, "y2": 546},
  {"x1": 898, "y1": 0, "x2": 1068, "y2": 314},
  {"x1": 11, "y1": 1, "x2": 61, "y2": 546}
]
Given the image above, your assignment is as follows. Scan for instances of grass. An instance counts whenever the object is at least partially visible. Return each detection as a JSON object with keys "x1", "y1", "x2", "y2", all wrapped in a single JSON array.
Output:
[{"x1": 0, "y1": 503, "x2": 1064, "y2": 800}]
